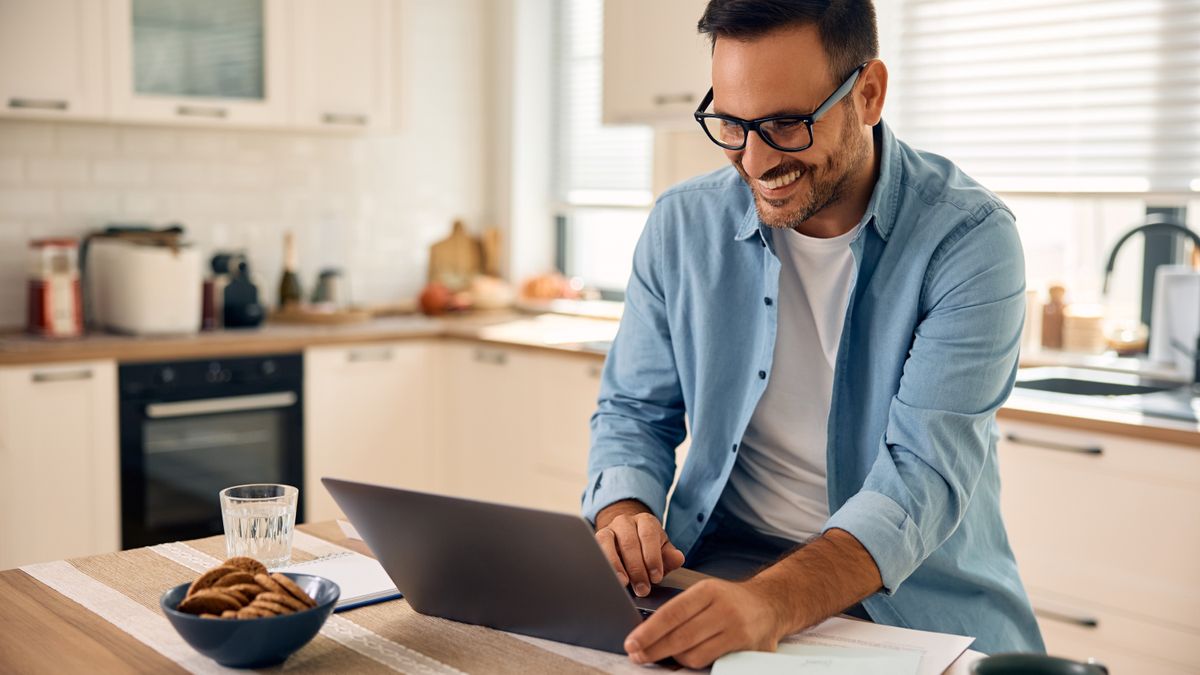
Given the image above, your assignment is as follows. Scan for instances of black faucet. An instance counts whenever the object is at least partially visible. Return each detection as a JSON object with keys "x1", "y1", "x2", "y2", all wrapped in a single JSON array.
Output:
[{"x1": 1101, "y1": 215, "x2": 1200, "y2": 386}]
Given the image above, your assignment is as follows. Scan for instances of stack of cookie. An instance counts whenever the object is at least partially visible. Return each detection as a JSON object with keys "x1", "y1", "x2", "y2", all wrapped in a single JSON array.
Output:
[{"x1": 176, "y1": 556, "x2": 318, "y2": 619}]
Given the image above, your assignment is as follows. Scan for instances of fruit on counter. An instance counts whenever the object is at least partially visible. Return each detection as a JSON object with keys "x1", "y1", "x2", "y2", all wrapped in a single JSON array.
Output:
[
  {"x1": 520, "y1": 272, "x2": 584, "y2": 301},
  {"x1": 418, "y1": 281, "x2": 472, "y2": 316}
]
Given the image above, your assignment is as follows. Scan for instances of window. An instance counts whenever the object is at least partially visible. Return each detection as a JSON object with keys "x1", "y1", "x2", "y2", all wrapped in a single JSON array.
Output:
[{"x1": 554, "y1": 0, "x2": 655, "y2": 295}]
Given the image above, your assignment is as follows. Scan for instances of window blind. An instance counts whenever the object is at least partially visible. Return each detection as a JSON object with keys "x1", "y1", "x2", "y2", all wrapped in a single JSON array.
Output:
[
  {"x1": 892, "y1": 0, "x2": 1200, "y2": 194},
  {"x1": 555, "y1": 0, "x2": 654, "y2": 206}
]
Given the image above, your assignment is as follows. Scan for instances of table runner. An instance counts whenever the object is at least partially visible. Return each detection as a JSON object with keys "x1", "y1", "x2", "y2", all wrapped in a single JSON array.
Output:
[{"x1": 18, "y1": 525, "x2": 654, "y2": 674}]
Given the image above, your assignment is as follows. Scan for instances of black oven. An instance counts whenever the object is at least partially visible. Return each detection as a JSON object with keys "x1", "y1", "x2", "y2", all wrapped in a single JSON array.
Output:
[{"x1": 119, "y1": 354, "x2": 304, "y2": 549}]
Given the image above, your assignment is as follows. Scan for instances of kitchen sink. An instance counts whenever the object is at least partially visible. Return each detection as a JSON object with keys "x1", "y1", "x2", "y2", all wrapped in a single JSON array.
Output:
[
  {"x1": 1013, "y1": 367, "x2": 1197, "y2": 422},
  {"x1": 1014, "y1": 377, "x2": 1178, "y2": 397}
]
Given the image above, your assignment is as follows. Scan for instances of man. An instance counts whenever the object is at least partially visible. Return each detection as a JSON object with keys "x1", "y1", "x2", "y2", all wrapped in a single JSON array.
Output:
[{"x1": 582, "y1": 0, "x2": 1044, "y2": 668}]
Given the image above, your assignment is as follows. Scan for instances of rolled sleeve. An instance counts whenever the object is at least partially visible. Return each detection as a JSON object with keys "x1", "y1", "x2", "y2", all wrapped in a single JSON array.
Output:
[
  {"x1": 823, "y1": 490, "x2": 921, "y2": 594},
  {"x1": 581, "y1": 465, "x2": 670, "y2": 525}
]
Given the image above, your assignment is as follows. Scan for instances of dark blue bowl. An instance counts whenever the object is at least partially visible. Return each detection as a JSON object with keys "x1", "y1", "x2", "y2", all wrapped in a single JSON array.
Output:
[{"x1": 160, "y1": 573, "x2": 340, "y2": 668}]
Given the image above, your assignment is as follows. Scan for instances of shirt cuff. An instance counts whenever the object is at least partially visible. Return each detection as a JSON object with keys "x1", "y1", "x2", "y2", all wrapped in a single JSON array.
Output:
[
  {"x1": 580, "y1": 465, "x2": 669, "y2": 526},
  {"x1": 823, "y1": 490, "x2": 923, "y2": 595}
]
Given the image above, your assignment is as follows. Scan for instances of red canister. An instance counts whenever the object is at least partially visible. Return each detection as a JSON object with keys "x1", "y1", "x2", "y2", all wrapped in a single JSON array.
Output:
[{"x1": 27, "y1": 238, "x2": 83, "y2": 338}]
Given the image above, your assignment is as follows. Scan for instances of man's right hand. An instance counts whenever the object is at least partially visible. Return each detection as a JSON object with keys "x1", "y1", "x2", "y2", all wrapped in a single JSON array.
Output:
[{"x1": 594, "y1": 500, "x2": 685, "y2": 597}]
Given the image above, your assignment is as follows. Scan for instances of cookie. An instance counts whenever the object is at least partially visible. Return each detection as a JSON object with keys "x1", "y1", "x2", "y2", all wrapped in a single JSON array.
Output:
[
  {"x1": 213, "y1": 572, "x2": 257, "y2": 588},
  {"x1": 223, "y1": 556, "x2": 268, "y2": 577},
  {"x1": 237, "y1": 606, "x2": 271, "y2": 619},
  {"x1": 258, "y1": 591, "x2": 306, "y2": 612},
  {"x1": 250, "y1": 599, "x2": 293, "y2": 615},
  {"x1": 222, "y1": 589, "x2": 250, "y2": 605},
  {"x1": 199, "y1": 613, "x2": 220, "y2": 619},
  {"x1": 254, "y1": 573, "x2": 285, "y2": 595},
  {"x1": 178, "y1": 589, "x2": 241, "y2": 615},
  {"x1": 186, "y1": 565, "x2": 238, "y2": 597},
  {"x1": 223, "y1": 582, "x2": 266, "y2": 598},
  {"x1": 271, "y1": 573, "x2": 317, "y2": 608},
  {"x1": 220, "y1": 610, "x2": 237, "y2": 619}
]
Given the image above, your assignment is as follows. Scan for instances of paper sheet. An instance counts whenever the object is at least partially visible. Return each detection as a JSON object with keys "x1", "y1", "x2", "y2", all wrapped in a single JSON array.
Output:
[
  {"x1": 276, "y1": 550, "x2": 400, "y2": 610},
  {"x1": 714, "y1": 645, "x2": 920, "y2": 675},
  {"x1": 780, "y1": 616, "x2": 974, "y2": 675}
]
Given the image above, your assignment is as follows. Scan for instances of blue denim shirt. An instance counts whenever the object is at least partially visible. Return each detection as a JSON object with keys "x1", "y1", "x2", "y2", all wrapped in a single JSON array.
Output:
[{"x1": 583, "y1": 122, "x2": 1044, "y2": 654}]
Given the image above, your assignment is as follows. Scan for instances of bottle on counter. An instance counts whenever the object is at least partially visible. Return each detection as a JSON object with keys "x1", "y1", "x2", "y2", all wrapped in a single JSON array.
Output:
[
  {"x1": 1041, "y1": 284, "x2": 1066, "y2": 350},
  {"x1": 278, "y1": 231, "x2": 303, "y2": 310},
  {"x1": 27, "y1": 238, "x2": 83, "y2": 338}
]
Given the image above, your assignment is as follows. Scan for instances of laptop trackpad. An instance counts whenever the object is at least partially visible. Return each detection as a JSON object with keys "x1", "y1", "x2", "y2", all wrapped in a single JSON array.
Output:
[{"x1": 630, "y1": 585, "x2": 685, "y2": 614}]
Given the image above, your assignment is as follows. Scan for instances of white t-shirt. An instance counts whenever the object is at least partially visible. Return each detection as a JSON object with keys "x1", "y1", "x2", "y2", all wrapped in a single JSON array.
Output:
[{"x1": 721, "y1": 223, "x2": 860, "y2": 543}]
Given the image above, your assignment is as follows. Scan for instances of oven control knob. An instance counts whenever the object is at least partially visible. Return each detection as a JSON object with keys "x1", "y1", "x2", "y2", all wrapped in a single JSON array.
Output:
[
  {"x1": 206, "y1": 362, "x2": 231, "y2": 383},
  {"x1": 157, "y1": 366, "x2": 176, "y2": 385},
  {"x1": 261, "y1": 360, "x2": 277, "y2": 377}
]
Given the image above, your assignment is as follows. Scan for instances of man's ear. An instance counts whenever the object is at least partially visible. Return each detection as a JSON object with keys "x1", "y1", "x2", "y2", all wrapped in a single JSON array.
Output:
[{"x1": 857, "y1": 60, "x2": 888, "y2": 126}]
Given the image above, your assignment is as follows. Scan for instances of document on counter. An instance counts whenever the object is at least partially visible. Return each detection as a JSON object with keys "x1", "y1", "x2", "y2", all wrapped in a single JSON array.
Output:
[
  {"x1": 779, "y1": 616, "x2": 974, "y2": 675},
  {"x1": 276, "y1": 550, "x2": 401, "y2": 611},
  {"x1": 713, "y1": 644, "x2": 920, "y2": 675}
]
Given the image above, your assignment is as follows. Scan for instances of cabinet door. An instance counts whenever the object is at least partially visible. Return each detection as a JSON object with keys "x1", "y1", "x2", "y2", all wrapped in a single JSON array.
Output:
[
  {"x1": 603, "y1": 0, "x2": 711, "y2": 126},
  {"x1": 304, "y1": 342, "x2": 436, "y2": 522},
  {"x1": 107, "y1": 0, "x2": 289, "y2": 126},
  {"x1": 290, "y1": 0, "x2": 391, "y2": 131},
  {"x1": 0, "y1": 0, "x2": 106, "y2": 120},
  {"x1": 437, "y1": 342, "x2": 539, "y2": 505},
  {"x1": 0, "y1": 361, "x2": 119, "y2": 568},
  {"x1": 529, "y1": 353, "x2": 604, "y2": 513}
]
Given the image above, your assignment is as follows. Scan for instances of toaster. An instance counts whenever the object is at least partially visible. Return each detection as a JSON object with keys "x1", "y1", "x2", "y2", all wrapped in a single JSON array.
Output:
[{"x1": 86, "y1": 237, "x2": 203, "y2": 335}]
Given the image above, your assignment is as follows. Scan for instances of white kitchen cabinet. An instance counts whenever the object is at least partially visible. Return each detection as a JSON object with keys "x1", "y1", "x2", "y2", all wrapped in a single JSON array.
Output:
[
  {"x1": 603, "y1": 0, "x2": 711, "y2": 127},
  {"x1": 997, "y1": 418, "x2": 1200, "y2": 673},
  {"x1": 0, "y1": 0, "x2": 107, "y2": 120},
  {"x1": 0, "y1": 361, "x2": 119, "y2": 569},
  {"x1": 290, "y1": 0, "x2": 391, "y2": 131},
  {"x1": 304, "y1": 341, "x2": 437, "y2": 522},
  {"x1": 526, "y1": 352, "x2": 604, "y2": 513},
  {"x1": 106, "y1": 0, "x2": 290, "y2": 127}
]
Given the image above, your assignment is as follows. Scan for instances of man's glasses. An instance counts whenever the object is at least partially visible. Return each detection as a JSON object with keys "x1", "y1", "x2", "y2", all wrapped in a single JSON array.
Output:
[{"x1": 693, "y1": 63, "x2": 867, "y2": 153}]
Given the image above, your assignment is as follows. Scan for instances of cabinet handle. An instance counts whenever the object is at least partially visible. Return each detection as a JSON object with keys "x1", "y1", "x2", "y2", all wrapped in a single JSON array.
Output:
[
  {"x1": 653, "y1": 92, "x2": 696, "y2": 106},
  {"x1": 9, "y1": 97, "x2": 69, "y2": 111},
  {"x1": 347, "y1": 347, "x2": 393, "y2": 363},
  {"x1": 322, "y1": 112, "x2": 368, "y2": 126},
  {"x1": 31, "y1": 369, "x2": 93, "y2": 384},
  {"x1": 1033, "y1": 605, "x2": 1100, "y2": 629},
  {"x1": 176, "y1": 105, "x2": 228, "y2": 119},
  {"x1": 587, "y1": 364, "x2": 602, "y2": 379},
  {"x1": 473, "y1": 348, "x2": 508, "y2": 366},
  {"x1": 1005, "y1": 433, "x2": 1103, "y2": 456}
]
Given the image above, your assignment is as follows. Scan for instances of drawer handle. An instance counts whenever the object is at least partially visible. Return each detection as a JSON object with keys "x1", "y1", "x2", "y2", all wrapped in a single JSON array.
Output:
[
  {"x1": 176, "y1": 105, "x2": 228, "y2": 119},
  {"x1": 347, "y1": 348, "x2": 393, "y2": 363},
  {"x1": 322, "y1": 112, "x2": 368, "y2": 126},
  {"x1": 653, "y1": 92, "x2": 696, "y2": 106},
  {"x1": 473, "y1": 349, "x2": 508, "y2": 366},
  {"x1": 9, "y1": 97, "x2": 69, "y2": 111},
  {"x1": 1034, "y1": 606, "x2": 1100, "y2": 629},
  {"x1": 1005, "y1": 433, "x2": 1103, "y2": 456},
  {"x1": 32, "y1": 369, "x2": 93, "y2": 384}
]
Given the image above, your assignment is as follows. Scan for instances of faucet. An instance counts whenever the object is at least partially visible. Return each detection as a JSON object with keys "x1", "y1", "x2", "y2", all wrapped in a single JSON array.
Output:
[{"x1": 1101, "y1": 215, "x2": 1200, "y2": 386}]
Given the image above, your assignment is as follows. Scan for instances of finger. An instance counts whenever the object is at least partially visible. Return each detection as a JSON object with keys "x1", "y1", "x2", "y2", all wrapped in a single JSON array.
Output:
[
  {"x1": 595, "y1": 529, "x2": 628, "y2": 586},
  {"x1": 635, "y1": 516, "x2": 665, "y2": 584},
  {"x1": 625, "y1": 583, "x2": 714, "y2": 653},
  {"x1": 661, "y1": 541, "x2": 685, "y2": 573},
  {"x1": 611, "y1": 519, "x2": 651, "y2": 596},
  {"x1": 631, "y1": 606, "x2": 724, "y2": 665},
  {"x1": 672, "y1": 630, "x2": 731, "y2": 670}
]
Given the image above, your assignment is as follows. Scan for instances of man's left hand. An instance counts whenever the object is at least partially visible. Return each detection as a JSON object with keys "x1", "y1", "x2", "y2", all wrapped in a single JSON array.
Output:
[{"x1": 623, "y1": 577, "x2": 788, "y2": 669}]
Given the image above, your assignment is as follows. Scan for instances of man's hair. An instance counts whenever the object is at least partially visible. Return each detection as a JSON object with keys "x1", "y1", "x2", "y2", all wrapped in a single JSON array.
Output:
[{"x1": 697, "y1": 0, "x2": 878, "y2": 83}]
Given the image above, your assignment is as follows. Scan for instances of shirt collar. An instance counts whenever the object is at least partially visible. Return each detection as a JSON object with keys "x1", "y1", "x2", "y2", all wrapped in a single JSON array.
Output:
[{"x1": 733, "y1": 119, "x2": 902, "y2": 244}]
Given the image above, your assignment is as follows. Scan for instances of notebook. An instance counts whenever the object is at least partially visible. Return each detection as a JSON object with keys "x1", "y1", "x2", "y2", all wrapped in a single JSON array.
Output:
[{"x1": 276, "y1": 551, "x2": 402, "y2": 611}]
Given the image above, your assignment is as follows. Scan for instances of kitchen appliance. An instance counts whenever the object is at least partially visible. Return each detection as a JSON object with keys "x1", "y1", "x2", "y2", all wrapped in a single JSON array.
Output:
[
  {"x1": 223, "y1": 260, "x2": 266, "y2": 328},
  {"x1": 86, "y1": 234, "x2": 203, "y2": 335},
  {"x1": 26, "y1": 238, "x2": 83, "y2": 338},
  {"x1": 311, "y1": 268, "x2": 346, "y2": 309},
  {"x1": 119, "y1": 354, "x2": 304, "y2": 549}
]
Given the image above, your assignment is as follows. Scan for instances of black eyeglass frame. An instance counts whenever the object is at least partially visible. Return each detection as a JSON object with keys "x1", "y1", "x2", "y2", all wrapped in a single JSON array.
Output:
[{"x1": 693, "y1": 62, "x2": 868, "y2": 152}]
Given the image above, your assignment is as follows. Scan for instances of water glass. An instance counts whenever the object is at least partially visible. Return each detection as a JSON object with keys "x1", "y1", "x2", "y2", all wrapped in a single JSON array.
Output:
[{"x1": 220, "y1": 484, "x2": 298, "y2": 569}]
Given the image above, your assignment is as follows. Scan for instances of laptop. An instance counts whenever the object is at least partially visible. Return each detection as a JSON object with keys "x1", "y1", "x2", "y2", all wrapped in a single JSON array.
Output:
[{"x1": 321, "y1": 477, "x2": 682, "y2": 653}]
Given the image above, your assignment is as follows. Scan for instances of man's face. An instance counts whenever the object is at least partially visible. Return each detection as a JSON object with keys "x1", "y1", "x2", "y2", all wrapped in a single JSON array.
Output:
[{"x1": 711, "y1": 25, "x2": 871, "y2": 230}]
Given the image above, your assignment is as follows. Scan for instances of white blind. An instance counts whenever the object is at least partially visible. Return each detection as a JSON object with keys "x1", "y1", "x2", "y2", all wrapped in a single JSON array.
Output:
[
  {"x1": 556, "y1": 0, "x2": 654, "y2": 206},
  {"x1": 892, "y1": 0, "x2": 1200, "y2": 194}
]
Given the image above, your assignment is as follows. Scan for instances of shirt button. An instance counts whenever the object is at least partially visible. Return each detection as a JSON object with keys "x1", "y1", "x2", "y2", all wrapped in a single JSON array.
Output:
[
  {"x1": 763, "y1": 297, "x2": 773, "y2": 306},
  {"x1": 732, "y1": 443, "x2": 738, "y2": 453},
  {"x1": 696, "y1": 513, "x2": 704, "y2": 523},
  {"x1": 758, "y1": 370, "x2": 767, "y2": 380}
]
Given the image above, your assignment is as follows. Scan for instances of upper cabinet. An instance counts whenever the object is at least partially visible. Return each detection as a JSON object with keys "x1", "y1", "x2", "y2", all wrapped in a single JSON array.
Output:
[
  {"x1": 290, "y1": 0, "x2": 392, "y2": 131},
  {"x1": 603, "y1": 0, "x2": 710, "y2": 127},
  {"x1": 0, "y1": 0, "x2": 107, "y2": 120},
  {"x1": 106, "y1": 0, "x2": 290, "y2": 126}
]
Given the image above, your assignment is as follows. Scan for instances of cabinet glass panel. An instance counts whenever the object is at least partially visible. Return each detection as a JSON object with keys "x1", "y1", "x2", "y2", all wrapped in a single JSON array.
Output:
[{"x1": 131, "y1": 0, "x2": 265, "y2": 100}]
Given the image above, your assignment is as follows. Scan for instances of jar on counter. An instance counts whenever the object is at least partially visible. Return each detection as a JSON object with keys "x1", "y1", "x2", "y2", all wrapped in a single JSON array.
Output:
[{"x1": 27, "y1": 238, "x2": 83, "y2": 338}]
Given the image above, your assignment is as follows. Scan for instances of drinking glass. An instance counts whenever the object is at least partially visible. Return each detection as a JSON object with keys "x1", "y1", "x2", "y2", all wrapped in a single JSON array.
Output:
[{"x1": 219, "y1": 483, "x2": 298, "y2": 569}]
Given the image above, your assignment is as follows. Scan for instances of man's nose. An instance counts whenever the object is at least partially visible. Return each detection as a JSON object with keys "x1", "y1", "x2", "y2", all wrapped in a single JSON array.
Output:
[{"x1": 739, "y1": 130, "x2": 784, "y2": 181}]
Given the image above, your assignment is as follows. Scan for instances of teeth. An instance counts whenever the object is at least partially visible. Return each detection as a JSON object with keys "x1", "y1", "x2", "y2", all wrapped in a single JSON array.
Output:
[{"x1": 758, "y1": 170, "x2": 802, "y2": 190}]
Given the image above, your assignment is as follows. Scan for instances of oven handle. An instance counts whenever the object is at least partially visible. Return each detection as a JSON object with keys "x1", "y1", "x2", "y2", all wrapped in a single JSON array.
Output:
[{"x1": 146, "y1": 392, "x2": 298, "y2": 419}]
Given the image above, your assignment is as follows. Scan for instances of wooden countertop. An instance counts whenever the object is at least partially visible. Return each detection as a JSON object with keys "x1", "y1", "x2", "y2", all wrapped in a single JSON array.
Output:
[{"x1": 2, "y1": 312, "x2": 1195, "y2": 445}]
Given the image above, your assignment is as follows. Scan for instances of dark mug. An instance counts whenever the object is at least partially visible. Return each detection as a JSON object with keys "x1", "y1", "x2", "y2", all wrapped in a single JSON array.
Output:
[{"x1": 972, "y1": 654, "x2": 1108, "y2": 675}]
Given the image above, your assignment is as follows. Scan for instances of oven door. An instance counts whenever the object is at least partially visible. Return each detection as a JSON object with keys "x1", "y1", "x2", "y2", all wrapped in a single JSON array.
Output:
[{"x1": 120, "y1": 390, "x2": 304, "y2": 549}]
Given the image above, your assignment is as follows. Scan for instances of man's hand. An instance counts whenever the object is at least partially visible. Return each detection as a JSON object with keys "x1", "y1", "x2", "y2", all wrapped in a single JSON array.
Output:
[
  {"x1": 594, "y1": 500, "x2": 685, "y2": 597},
  {"x1": 624, "y1": 577, "x2": 788, "y2": 669}
]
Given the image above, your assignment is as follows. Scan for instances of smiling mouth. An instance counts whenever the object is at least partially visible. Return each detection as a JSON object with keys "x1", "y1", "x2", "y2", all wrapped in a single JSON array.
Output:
[{"x1": 756, "y1": 168, "x2": 803, "y2": 191}]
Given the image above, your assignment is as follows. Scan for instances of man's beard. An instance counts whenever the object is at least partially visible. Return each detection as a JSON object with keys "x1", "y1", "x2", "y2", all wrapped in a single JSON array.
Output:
[{"x1": 736, "y1": 105, "x2": 870, "y2": 230}]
